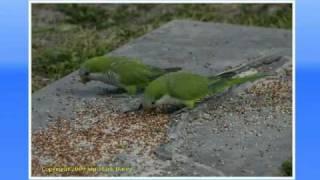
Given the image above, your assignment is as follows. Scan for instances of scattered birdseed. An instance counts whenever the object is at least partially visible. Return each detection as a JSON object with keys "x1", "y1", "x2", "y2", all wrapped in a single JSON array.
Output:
[
  {"x1": 247, "y1": 75, "x2": 292, "y2": 114},
  {"x1": 32, "y1": 110, "x2": 170, "y2": 176}
]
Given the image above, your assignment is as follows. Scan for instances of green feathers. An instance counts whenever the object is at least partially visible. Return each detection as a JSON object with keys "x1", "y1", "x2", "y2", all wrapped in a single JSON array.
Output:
[
  {"x1": 143, "y1": 71, "x2": 266, "y2": 109},
  {"x1": 80, "y1": 56, "x2": 266, "y2": 109},
  {"x1": 79, "y1": 56, "x2": 181, "y2": 94},
  {"x1": 143, "y1": 72, "x2": 209, "y2": 108},
  {"x1": 168, "y1": 72, "x2": 209, "y2": 101},
  {"x1": 80, "y1": 56, "x2": 116, "y2": 73}
]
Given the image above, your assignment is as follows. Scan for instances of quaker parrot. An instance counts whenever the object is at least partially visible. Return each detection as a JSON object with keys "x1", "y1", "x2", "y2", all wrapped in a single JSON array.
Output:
[
  {"x1": 79, "y1": 56, "x2": 181, "y2": 94},
  {"x1": 142, "y1": 70, "x2": 265, "y2": 109}
]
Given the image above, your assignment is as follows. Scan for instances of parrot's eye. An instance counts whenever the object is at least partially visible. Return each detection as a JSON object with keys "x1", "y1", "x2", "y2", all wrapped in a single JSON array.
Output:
[
  {"x1": 152, "y1": 101, "x2": 155, "y2": 105},
  {"x1": 84, "y1": 72, "x2": 89, "y2": 76}
]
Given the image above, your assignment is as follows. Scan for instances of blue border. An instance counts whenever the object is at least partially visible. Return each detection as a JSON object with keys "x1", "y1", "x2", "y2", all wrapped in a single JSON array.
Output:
[
  {"x1": 296, "y1": 0, "x2": 320, "y2": 179},
  {"x1": 0, "y1": 0, "x2": 28, "y2": 179}
]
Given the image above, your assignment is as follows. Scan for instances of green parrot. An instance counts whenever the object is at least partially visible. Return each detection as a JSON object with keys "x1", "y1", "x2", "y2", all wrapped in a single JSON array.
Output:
[
  {"x1": 79, "y1": 56, "x2": 181, "y2": 94},
  {"x1": 142, "y1": 70, "x2": 265, "y2": 109}
]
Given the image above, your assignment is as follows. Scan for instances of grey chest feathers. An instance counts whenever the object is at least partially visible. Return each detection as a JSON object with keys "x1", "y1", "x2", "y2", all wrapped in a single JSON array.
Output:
[{"x1": 89, "y1": 71, "x2": 121, "y2": 87}]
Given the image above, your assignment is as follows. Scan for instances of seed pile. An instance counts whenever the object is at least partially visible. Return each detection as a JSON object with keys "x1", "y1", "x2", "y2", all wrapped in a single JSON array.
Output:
[
  {"x1": 205, "y1": 70, "x2": 292, "y2": 124},
  {"x1": 247, "y1": 75, "x2": 292, "y2": 114},
  {"x1": 32, "y1": 110, "x2": 169, "y2": 176}
]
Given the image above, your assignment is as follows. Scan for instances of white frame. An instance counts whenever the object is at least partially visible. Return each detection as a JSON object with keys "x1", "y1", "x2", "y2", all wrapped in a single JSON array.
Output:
[{"x1": 28, "y1": 1, "x2": 296, "y2": 179}]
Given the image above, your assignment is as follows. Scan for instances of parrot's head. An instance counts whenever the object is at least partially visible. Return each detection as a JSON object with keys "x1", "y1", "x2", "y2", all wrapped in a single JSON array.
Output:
[
  {"x1": 141, "y1": 75, "x2": 167, "y2": 111},
  {"x1": 79, "y1": 67, "x2": 91, "y2": 84},
  {"x1": 79, "y1": 56, "x2": 112, "y2": 84},
  {"x1": 142, "y1": 95, "x2": 157, "y2": 110}
]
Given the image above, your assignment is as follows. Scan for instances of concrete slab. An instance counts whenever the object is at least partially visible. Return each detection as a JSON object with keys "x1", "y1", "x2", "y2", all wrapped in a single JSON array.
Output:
[
  {"x1": 112, "y1": 20, "x2": 291, "y2": 75},
  {"x1": 32, "y1": 20, "x2": 292, "y2": 177}
]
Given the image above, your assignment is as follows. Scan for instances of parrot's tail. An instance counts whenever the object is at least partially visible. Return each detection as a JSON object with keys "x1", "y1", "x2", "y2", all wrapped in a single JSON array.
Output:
[
  {"x1": 207, "y1": 70, "x2": 238, "y2": 84},
  {"x1": 163, "y1": 67, "x2": 182, "y2": 73},
  {"x1": 208, "y1": 72, "x2": 266, "y2": 95}
]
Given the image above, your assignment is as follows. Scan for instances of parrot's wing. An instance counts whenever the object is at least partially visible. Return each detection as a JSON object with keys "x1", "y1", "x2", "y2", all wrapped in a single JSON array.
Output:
[
  {"x1": 111, "y1": 61, "x2": 153, "y2": 87},
  {"x1": 147, "y1": 65, "x2": 182, "y2": 76},
  {"x1": 167, "y1": 72, "x2": 209, "y2": 101}
]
